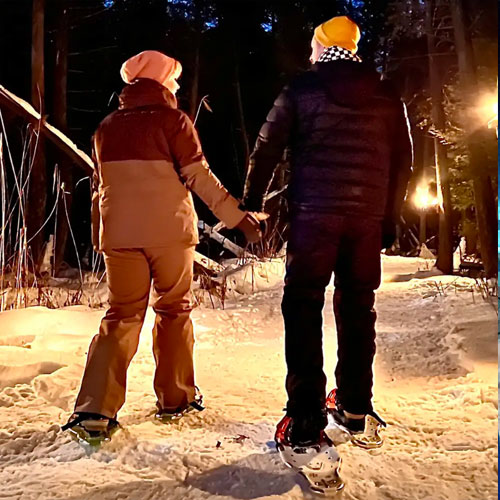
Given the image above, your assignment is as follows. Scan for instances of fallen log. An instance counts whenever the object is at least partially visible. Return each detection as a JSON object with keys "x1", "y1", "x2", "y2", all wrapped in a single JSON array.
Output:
[
  {"x1": 197, "y1": 220, "x2": 256, "y2": 259},
  {"x1": 194, "y1": 251, "x2": 224, "y2": 276},
  {"x1": 0, "y1": 84, "x2": 93, "y2": 175}
]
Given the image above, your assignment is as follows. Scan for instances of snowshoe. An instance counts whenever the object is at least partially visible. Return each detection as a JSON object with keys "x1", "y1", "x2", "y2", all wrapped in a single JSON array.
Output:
[
  {"x1": 325, "y1": 389, "x2": 386, "y2": 450},
  {"x1": 155, "y1": 389, "x2": 204, "y2": 423},
  {"x1": 275, "y1": 415, "x2": 344, "y2": 496},
  {"x1": 61, "y1": 412, "x2": 120, "y2": 448}
]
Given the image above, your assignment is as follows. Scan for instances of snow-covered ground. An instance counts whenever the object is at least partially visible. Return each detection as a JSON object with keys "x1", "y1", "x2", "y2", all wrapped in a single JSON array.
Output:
[{"x1": 0, "y1": 256, "x2": 497, "y2": 500}]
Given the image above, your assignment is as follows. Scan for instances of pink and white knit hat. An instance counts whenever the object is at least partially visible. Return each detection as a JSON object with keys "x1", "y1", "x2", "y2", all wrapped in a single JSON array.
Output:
[{"x1": 120, "y1": 50, "x2": 182, "y2": 95}]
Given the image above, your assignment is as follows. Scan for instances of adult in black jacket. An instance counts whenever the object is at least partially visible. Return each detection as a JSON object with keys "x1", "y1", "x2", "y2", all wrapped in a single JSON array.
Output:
[{"x1": 244, "y1": 16, "x2": 413, "y2": 451}]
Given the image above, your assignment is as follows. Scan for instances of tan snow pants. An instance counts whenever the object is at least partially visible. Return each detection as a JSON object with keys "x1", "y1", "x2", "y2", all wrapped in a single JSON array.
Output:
[{"x1": 75, "y1": 246, "x2": 196, "y2": 418}]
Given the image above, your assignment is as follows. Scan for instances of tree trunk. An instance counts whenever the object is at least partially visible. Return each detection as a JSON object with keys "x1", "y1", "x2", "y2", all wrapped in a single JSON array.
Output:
[
  {"x1": 53, "y1": 0, "x2": 72, "y2": 276},
  {"x1": 232, "y1": 55, "x2": 250, "y2": 177},
  {"x1": 27, "y1": 0, "x2": 47, "y2": 271},
  {"x1": 189, "y1": 41, "x2": 200, "y2": 120},
  {"x1": 218, "y1": 2, "x2": 249, "y2": 186},
  {"x1": 450, "y1": 0, "x2": 497, "y2": 278},
  {"x1": 425, "y1": 0, "x2": 454, "y2": 274}
]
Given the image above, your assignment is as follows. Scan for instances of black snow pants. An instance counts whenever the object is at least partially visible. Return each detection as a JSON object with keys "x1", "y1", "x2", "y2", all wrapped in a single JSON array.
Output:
[{"x1": 282, "y1": 210, "x2": 382, "y2": 420}]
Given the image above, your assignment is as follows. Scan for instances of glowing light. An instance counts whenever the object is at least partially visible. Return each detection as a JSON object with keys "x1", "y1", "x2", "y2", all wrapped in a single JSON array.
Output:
[
  {"x1": 487, "y1": 86, "x2": 498, "y2": 135},
  {"x1": 478, "y1": 92, "x2": 498, "y2": 124},
  {"x1": 413, "y1": 182, "x2": 438, "y2": 210},
  {"x1": 486, "y1": 96, "x2": 498, "y2": 123}
]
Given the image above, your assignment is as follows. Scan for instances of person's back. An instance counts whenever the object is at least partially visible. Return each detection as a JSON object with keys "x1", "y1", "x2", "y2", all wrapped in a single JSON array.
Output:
[
  {"x1": 93, "y1": 78, "x2": 201, "y2": 250},
  {"x1": 286, "y1": 60, "x2": 405, "y2": 219}
]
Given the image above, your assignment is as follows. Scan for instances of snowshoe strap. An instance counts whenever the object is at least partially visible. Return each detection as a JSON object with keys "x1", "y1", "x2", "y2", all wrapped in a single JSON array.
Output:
[
  {"x1": 61, "y1": 413, "x2": 118, "y2": 432},
  {"x1": 368, "y1": 410, "x2": 387, "y2": 427},
  {"x1": 190, "y1": 400, "x2": 205, "y2": 412},
  {"x1": 61, "y1": 414, "x2": 88, "y2": 431}
]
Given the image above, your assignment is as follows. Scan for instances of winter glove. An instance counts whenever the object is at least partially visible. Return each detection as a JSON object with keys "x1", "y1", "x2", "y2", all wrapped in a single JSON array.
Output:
[
  {"x1": 381, "y1": 219, "x2": 397, "y2": 250},
  {"x1": 236, "y1": 212, "x2": 269, "y2": 243}
]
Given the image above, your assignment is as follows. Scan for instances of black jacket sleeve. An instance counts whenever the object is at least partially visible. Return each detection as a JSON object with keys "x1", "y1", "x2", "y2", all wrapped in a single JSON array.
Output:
[
  {"x1": 242, "y1": 86, "x2": 295, "y2": 212},
  {"x1": 385, "y1": 100, "x2": 413, "y2": 224}
]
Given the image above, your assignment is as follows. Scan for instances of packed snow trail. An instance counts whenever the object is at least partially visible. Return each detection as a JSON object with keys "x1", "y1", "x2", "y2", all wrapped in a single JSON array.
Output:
[{"x1": 0, "y1": 256, "x2": 497, "y2": 500}]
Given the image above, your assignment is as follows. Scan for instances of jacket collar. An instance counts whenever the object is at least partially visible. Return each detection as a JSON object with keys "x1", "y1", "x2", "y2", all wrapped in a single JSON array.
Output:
[{"x1": 118, "y1": 78, "x2": 177, "y2": 110}]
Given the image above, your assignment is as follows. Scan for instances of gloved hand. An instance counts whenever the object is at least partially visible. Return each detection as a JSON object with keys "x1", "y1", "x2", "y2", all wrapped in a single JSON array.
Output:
[
  {"x1": 381, "y1": 219, "x2": 397, "y2": 250},
  {"x1": 236, "y1": 212, "x2": 269, "y2": 243}
]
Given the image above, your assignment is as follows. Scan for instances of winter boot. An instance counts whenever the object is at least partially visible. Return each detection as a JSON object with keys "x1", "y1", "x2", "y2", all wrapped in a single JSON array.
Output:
[
  {"x1": 61, "y1": 412, "x2": 120, "y2": 447},
  {"x1": 155, "y1": 388, "x2": 204, "y2": 423},
  {"x1": 325, "y1": 389, "x2": 386, "y2": 450},
  {"x1": 275, "y1": 413, "x2": 344, "y2": 496}
]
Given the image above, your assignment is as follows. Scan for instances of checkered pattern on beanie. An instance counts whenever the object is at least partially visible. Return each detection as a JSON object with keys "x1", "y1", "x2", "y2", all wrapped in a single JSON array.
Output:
[{"x1": 318, "y1": 45, "x2": 362, "y2": 63}]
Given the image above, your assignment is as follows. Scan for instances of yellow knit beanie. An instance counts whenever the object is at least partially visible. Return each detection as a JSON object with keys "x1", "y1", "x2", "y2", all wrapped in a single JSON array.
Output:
[{"x1": 314, "y1": 16, "x2": 361, "y2": 53}]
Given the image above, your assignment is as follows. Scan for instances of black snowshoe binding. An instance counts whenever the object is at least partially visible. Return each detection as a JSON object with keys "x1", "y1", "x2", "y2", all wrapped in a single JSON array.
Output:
[
  {"x1": 155, "y1": 389, "x2": 204, "y2": 423},
  {"x1": 325, "y1": 389, "x2": 387, "y2": 450},
  {"x1": 61, "y1": 412, "x2": 120, "y2": 448},
  {"x1": 275, "y1": 414, "x2": 344, "y2": 496}
]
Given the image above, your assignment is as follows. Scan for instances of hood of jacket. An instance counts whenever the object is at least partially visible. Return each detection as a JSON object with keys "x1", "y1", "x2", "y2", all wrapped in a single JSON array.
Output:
[
  {"x1": 118, "y1": 78, "x2": 178, "y2": 110},
  {"x1": 311, "y1": 60, "x2": 384, "y2": 108}
]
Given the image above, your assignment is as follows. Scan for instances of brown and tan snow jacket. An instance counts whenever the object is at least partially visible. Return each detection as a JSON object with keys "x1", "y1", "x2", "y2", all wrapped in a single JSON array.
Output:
[{"x1": 91, "y1": 78, "x2": 245, "y2": 252}]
